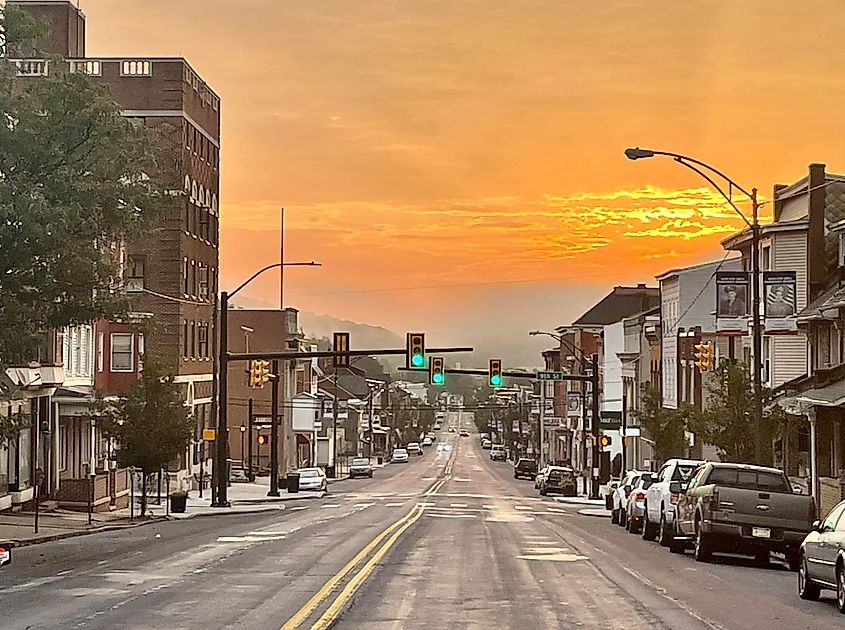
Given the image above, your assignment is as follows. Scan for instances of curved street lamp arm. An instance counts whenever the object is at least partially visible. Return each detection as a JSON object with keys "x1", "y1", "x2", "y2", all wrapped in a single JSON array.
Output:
[
  {"x1": 649, "y1": 150, "x2": 754, "y2": 199},
  {"x1": 230, "y1": 261, "x2": 320, "y2": 298},
  {"x1": 672, "y1": 158, "x2": 753, "y2": 229}
]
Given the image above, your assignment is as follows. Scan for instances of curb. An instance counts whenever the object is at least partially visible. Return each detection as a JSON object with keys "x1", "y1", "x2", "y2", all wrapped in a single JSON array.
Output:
[
  {"x1": 162, "y1": 504, "x2": 286, "y2": 520},
  {"x1": 577, "y1": 508, "x2": 611, "y2": 518},
  {"x1": 2, "y1": 517, "x2": 164, "y2": 548}
]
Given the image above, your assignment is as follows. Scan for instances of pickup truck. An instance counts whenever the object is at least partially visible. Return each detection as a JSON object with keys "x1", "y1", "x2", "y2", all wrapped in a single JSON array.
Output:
[{"x1": 669, "y1": 462, "x2": 815, "y2": 569}]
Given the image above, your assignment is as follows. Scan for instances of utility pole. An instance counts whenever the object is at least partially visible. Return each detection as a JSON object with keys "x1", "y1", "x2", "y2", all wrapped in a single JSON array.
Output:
[
  {"x1": 367, "y1": 387, "x2": 375, "y2": 459},
  {"x1": 213, "y1": 290, "x2": 230, "y2": 507},
  {"x1": 269, "y1": 359, "x2": 280, "y2": 496},
  {"x1": 247, "y1": 397, "x2": 254, "y2": 482},
  {"x1": 750, "y1": 188, "x2": 763, "y2": 465},
  {"x1": 538, "y1": 382, "x2": 546, "y2": 468},
  {"x1": 209, "y1": 291, "x2": 218, "y2": 504},
  {"x1": 332, "y1": 373, "x2": 340, "y2": 477},
  {"x1": 590, "y1": 353, "x2": 600, "y2": 499},
  {"x1": 621, "y1": 386, "x2": 627, "y2": 477}
]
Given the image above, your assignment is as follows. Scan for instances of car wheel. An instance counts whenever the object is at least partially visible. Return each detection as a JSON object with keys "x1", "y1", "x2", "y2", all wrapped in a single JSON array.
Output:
[
  {"x1": 641, "y1": 511, "x2": 658, "y2": 541},
  {"x1": 611, "y1": 508, "x2": 619, "y2": 524},
  {"x1": 658, "y1": 512, "x2": 670, "y2": 547},
  {"x1": 694, "y1": 521, "x2": 711, "y2": 563},
  {"x1": 625, "y1": 514, "x2": 633, "y2": 533},
  {"x1": 798, "y1": 555, "x2": 820, "y2": 601},
  {"x1": 619, "y1": 509, "x2": 627, "y2": 528},
  {"x1": 668, "y1": 519, "x2": 685, "y2": 554},
  {"x1": 837, "y1": 565, "x2": 845, "y2": 614},
  {"x1": 540, "y1": 487, "x2": 547, "y2": 496}
]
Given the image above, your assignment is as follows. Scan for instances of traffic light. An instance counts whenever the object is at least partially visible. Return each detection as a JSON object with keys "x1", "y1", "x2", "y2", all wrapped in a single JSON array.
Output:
[
  {"x1": 429, "y1": 356, "x2": 445, "y2": 386},
  {"x1": 694, "y1": 341, "x2": 714, "y2": 372},
  {"x1": 333, "y1": 332, "x2": 350, "y2": 368},
  {"x1": 257, "y1": 434, "x2": 267, "y2": 446},
  {"x1": 406, "y1": 332, "x2": 425, "y2": 369},
  {"x1": 599, "y1": 434, "x2": 612, "y2": 448},
  {"x1": 249, "y1": 359, "x2": 271, "y2": 388},
  {"x1": 488, "y1": 358, "x2": 503, "y2": 387}
]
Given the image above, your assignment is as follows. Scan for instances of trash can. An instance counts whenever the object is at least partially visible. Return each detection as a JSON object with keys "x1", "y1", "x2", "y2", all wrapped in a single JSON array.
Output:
[
  {"x1": 286, "y1": 472, "x2": 300, "y2": 494},
  {"x1": 325, "y1": 464, "x2": 335, "y2": 479},
  {"x1": 170, "y1": 493, "x2": 187, "y2": 513},
  {"x1": 604, "y1": 492, "x2": 613, "y2": 511}
]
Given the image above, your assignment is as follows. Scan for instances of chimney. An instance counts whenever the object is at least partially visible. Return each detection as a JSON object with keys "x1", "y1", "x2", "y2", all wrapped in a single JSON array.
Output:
[{"x1": 807, "y1": 163, "x2": 827, "y2": 299}]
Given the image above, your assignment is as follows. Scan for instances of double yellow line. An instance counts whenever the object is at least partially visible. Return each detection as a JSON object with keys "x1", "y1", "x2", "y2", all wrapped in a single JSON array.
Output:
[{"x1": 280, "y1": 464, "x2": 454, "y2": 629}]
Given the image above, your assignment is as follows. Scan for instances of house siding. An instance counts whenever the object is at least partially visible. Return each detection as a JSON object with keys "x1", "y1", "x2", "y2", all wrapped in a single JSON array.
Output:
[
  {"x1": 771, "y1": 231, "x2": 809, "y2": 387},
  {"x1": 779, "y1": 193, "x2": 809, "y2": 223}
]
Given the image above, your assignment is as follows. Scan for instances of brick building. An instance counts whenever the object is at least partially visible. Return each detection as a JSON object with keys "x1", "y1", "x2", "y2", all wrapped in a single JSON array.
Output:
[{"x1": 10, "y1": 1, "x2": 220, "y2": 495}]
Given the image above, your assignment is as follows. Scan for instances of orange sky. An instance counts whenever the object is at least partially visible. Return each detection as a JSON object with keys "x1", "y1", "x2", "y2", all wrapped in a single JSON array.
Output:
[{"x1": 83, "y1": 0, "x2": 845, "y2": 361}]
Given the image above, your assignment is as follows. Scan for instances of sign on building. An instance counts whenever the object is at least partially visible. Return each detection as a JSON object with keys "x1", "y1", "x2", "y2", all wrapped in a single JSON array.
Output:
[
  {"x1": 764, "y1": 271, "x2": 798, "y2": 334},
  {"x1": 715, "y1": 271, "x2": 749, "y2": 334},
  {"x1": 567, "y1": 393, "x2": 581, "y2": 417}
]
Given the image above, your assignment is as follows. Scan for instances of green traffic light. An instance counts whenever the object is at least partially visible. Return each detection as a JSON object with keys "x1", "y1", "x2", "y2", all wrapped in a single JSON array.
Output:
[
  {"x1": 490, "y1": 374, "x2": 502, "y2": 387},
  {"x1": 433, "y1": 372, "x2": 444, "y2": 384},
  {"x1": 412, "y1": 353, "x2": 424, "y2": 368}
]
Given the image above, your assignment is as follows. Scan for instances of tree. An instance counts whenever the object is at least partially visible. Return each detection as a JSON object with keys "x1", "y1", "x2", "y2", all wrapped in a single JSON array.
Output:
[
  {"x1": 96, "y1": 360, "x2": 194, "y2": 515},
  {"x1": 696, "y1": 361, "x2": 775, "y2": 464},
  {"x1": 0, "y1": 5, "x2": 169, "y2": 366},
  {"x1": 635, "y1": 382, "x2": 687, "y2": 466}
]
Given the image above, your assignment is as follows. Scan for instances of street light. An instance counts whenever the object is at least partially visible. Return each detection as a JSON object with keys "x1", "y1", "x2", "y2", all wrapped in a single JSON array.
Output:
[
  {"x1": 625, "y1": 146, "x2": 763, "y2": 464},
  {"x1": 213, "y1": 261, "x2": 321, "y2": 507},
  {"x1": 239, "y1": 424, "x2": 246, "y2": 469},
  {"x1": 528, "y1": 330, "x2": 588, "y2": 367}
]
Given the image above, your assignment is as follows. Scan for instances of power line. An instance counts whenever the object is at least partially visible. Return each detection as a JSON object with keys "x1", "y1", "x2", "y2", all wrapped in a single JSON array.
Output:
[{"x1": 663, "y1": 250, "x2": 734, "y2": 339}]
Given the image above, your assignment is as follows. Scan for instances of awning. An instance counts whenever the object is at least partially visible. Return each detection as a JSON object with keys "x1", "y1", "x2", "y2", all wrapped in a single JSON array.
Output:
[{"x1": 778, "y1": 380, "x2": 845, "y2": 415}]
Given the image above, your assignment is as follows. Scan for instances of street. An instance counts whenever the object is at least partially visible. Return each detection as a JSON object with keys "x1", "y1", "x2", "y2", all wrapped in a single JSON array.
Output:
[{"x1": 0, "y1": 413, "x2": 838, "y2": 629}]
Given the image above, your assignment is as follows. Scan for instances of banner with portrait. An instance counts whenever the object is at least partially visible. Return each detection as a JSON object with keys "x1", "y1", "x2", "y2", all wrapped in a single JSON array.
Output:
[
  {"x1": 567, "y1": 392, "x2": 581, "y2": 418},
  {"x1": 764, "y1": 271, "x2": 798, "y2": 334},
  {"x1": 715, "y1": 271, "x2": 749, "y2": 334}
]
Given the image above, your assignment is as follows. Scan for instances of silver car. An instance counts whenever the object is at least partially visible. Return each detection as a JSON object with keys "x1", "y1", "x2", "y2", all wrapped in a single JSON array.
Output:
[
  {"x1": 625, "y1": 474, "x2": 654, "y2": 534},
  {"x1": 392, "y1": 448, "x2": 409, "y2": 463},
  {"x1": 296, "y1": 467, "x2": 327, "y2": 492}
]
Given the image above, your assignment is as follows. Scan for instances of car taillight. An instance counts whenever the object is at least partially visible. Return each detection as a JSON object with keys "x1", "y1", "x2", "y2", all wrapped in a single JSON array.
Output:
[
  {"x1": 635, "y1": 492, "x2": 645, "y2": 501},
  {"x1": 624, "y1": 488, "x2": 632, "y2": 498},
  {"x1": 670, "y1": 492, "x2": 680, "y2": 505}
]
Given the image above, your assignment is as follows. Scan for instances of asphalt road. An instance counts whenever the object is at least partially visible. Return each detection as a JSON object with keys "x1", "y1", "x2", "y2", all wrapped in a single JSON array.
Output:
[{"x1": 1, "y1": 411, "x2": 840, "y2": 629}]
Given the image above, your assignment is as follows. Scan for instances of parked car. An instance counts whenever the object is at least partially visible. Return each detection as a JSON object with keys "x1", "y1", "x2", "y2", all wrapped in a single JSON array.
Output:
[
  {"x1": 448, "y1": 426, "x2": 457, "y2": 433},
  {"x1": 422, "y1": 436, "x2": 434, "y2": 447},
  {"x1": 391, "y1": 448, "x2": 409, "y2": 463},
  {"x1": 625, "y1": 474, "x2": 654, "y2": 534},
  {"x1": 490, "y1": 445, "x2": 507, "y2": 461},
  {"x1": 513, "y1": 458, "x2": 538, "y2": 480},
  {"x1": 349, "y1": 457, "x2": 374, "y2": 479},
  {"x1": 481, "y1": 438, "x2": 493, "y2": 450},
  {"x1": 229, "y1": 467, "x2": 248, "y2": 483},
  {"x1": 611, "y1": 470, "x2": 645, "y2": 526},
  {"x1": 297, "y1": 467, "x2": 328, "y2": 492},
  {"x1": 643, "y1": 458, "x2": 703, "y2": 545},
  {"x1": 670, "y1": 462, "x2": 814, "y2": 568},
  {"x1": 539, "y1": 466, "x2": 577, "y2": 496},
  {"x1": 798, "y1": 499, "x2": 845, "y2": 610},
  {"x1": 407, "y1": 442, "x2": 422, "y2": 456},
  {"x1": 459, "y1": 428, "x2": 470, "y2": 437}
]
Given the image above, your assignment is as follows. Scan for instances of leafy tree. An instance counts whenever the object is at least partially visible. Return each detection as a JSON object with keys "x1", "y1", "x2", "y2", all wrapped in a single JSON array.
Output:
[
  {"x1": 95, "y1": 360, "x2": 194, "y2": 515},
  {"x1": 635, "y1": 382, "x2": 687, "y2": 466},
  {"x1": 0, "y1": 5, "x2": 168, "y2": 365},
  {"x1": 696, "y1": 361, "x2": 775, "y2": 464}
]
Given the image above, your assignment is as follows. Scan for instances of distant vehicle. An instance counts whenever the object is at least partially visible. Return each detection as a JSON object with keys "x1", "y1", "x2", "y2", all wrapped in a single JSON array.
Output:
[
  {"x1": 296, "y1": 467, "x2": 328, "y2": 492},
  {"x1": 670, "y1": 462, "x2": 814, "y2": 568},
  {"x1": 611, "y1": 470, "x2": 647, "y2": 526},
  {"x1": 535, "y1": 466, "x2": 550, "y2": 489},
  {"x1": 422, "y1": 436, "x2": 434, "y2": 447},
  {"x1": 459, "y1": 429, "x2": 470, "y2": 438},
  {"x1": 481, "y1": 438, "x2": 492, "y2": 450},
  {"x1": 349, "y1": 458, "x2": 374, "y2": 479},
  {"x1": 798, "y1": 499, "x2": 845, "y2": 609},
  {"x1": 391, "y1": 448, "x2": 409, "y2": 463},
  {"x1": 436, "y1": 442, "x2": 451, "y2": 453},
  {"x1": 407, "y1": 442, "x2": 422, "y2": 456},
  {"x1": 624, "y1": 474, "x2": 654, "y2": 534},
  {"x1": 643, "y1": 458, "x2": 703, "y2": 545},
  {"x1": 434, "y1": 422, "x2": 442, "y2": 430},
  {"x1": 448, "y1": 426, "x2": 457, "y2": 433},
  {"x1": 229, "y1": 467, "x2": 248, "y2": 483},
  {"x1": 539, "y1": 466, "x2": 577, "y2": 496},
  {"x1": 480, "y1": 433, "x2": 490, "y2": 441},
  {"x1": 490, "y1": 444, "x2": 506, "y2": 461},
  {"x1": 513, "y1": 458, "x2": 538, "y2": 480}
]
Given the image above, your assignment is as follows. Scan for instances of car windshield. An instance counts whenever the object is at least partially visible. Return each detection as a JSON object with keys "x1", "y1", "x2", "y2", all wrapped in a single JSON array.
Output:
[
  {"x1": 393, "y1": 449, "x2": 407, "y2": 455},
  {"x1": 352, "y1": 459, "x2": 369, "y2": 466},
  {"x1": 299, "y1": 469, "x2": 320, "y2": 478},
  {"x1": 672, "y1": 465, "x2": 697, "y2": 483}
]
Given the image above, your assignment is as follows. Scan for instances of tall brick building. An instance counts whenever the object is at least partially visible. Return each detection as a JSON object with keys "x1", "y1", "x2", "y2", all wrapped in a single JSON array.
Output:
[{"x1": 11, "y1": 1, "x2": 220, "y2": 486}]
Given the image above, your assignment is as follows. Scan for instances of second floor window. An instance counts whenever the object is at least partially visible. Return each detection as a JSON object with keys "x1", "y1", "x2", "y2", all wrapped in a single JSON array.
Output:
[
  {"x1": 125, "y1": 255, "x2": 145, "y2": 292},
  {"x1": 198, "y1": 265, "x2": 209, "y2": 299},
  {"x1": 198, "y1": 324, "x2": 209, "y2": 358},
  {"x1": 110, "y1": 333, "x2": 133, "y2": 372}
]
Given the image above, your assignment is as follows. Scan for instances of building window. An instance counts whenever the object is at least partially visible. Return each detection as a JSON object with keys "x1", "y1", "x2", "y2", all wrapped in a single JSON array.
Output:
[
  {"x1": 190, "y1": 321, "x2": 196, "y2": 358},
  {"x1": 138, "y1": 333, "x2": 145, "y2": 372},
  {"x1": 120, "y1": 60, "x2": 152, "y2": 76},
  {"x1": 183, "y1": 321, "x2": 189, "y2": 359},
  {"x1": 190, "y1": 259, "x2": 197, "y2": 295},
  {"x1": 125, "y1": 255, "x2": 145, "y2": 292},
  {"x1": 198, "y1": 265, "x2": 209, "y2": 299},
  {"x1": 199, "y1": 210, "x2": 209, "y2": 241},
  {"x1": 761, "y1": 244, "x2": 771, "y2": 272},
  {"x1": 198, "y1": 324, "x2": 209, "y2": 358},
  {"x1": 110, "y1": 333, "x2": 133, "y2": 372},
  {"x1": 210, "y1": 267, "x2": 217, "y2": 296},
  {"x1": 183, "y1": 258, "x2": 190, "y2": 295},
  {"x1": 97, "y1": 332, "x2": 104, "y2": 372},
  {"x1": 70, "y1": 60, "x2": 101, "y2": 76}
]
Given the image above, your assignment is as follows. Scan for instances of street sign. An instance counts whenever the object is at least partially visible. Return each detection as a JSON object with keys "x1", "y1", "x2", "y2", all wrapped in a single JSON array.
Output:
[
  {"x1": 202, "y1": 428, "x2": 216, "y2": 441},
  {"x1": 537, "y1": 371, "x2": 567, "y2": 381},
  {"x1": 600, "y1": 411, "x2": 622, "y2": 430}
]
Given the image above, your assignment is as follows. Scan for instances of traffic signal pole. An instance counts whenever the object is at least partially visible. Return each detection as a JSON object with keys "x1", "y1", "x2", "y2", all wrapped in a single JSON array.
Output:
[
  {"x1": 247, "y1": 398, "x2": 254, "y2": 482},
  {"x1": 213, "y1": 290, "x2": 230, "y2": 507},
  {"x1": 590, "y1": 354, "x2": 601, "y2": 500},
  {"x1": 269, "y1": 360, "x2": 280, "y2": 496}
]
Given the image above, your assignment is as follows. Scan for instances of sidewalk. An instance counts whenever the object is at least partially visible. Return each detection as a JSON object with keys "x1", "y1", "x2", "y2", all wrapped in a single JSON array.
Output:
[{"x1": 0, "y1": 509, "x2": 157, "y2": 547}]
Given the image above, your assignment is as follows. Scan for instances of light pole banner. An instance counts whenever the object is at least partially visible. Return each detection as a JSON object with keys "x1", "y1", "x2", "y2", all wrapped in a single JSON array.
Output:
[
  {"x1": 567, "y1": 393, "x2": 581, "y2": 417},
  {"x1": 764, "y1": 271, "x2": 798, "y2": 334},
  {"x1": 715, "y1": 271, "x2": 749, "y2": 334}
]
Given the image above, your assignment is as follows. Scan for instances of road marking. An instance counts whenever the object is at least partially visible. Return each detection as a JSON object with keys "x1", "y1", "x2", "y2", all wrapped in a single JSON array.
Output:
[
  {"x1": 450, "y1": 503, "x2": 468, "y2": 508},
  {"x1": 518, "y1": 552, "x2": 588, "y2": 562},
  {"x1": 546, "y1": 508, "x2": 567, "y2": 514},
  {"x1": 427, "y1": 512, "x2": 476, "y2": 519},
  {"x1": 248, "y1": 531, "x2": 286, "y2": 536},
  {"x1": 453, "y1": 477, "x2": 471, "y2": 482},
  {"x1": 280, "y1": 506, "x2": 425, "y2": 630},
  {"x1": 513, "y1": 505, "x2": 534, "y2": 511},
  {"x1": 482, "y1": 504, "x2": 498, "y2": 509},
  {"x1": 321, "y1": 504, "x2": 340, "y2": 509},
  {"x1": 216, "y1": 535, "x2": 286, "y2": 543},
  {"x1": 290, "y1": 506, "x2": 309, "y2": 511},
  {"x1": 385, "y1": 502, "x2": 405, "y2": 507},
  {"x1": 353, "y1": 503, "x2": 375, "y2": 509}
]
